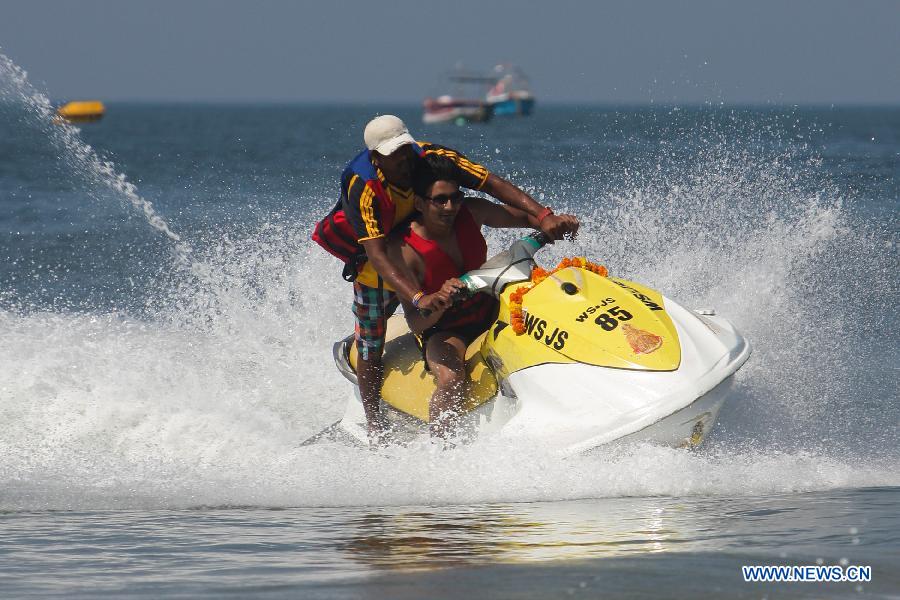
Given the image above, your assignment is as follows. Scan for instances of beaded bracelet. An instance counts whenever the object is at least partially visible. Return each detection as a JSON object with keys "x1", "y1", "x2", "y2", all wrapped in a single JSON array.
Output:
[
  {"x1": 536, "y1": 207, "x2": 554, "y2": 223},
  {"x1": 411, "y1": 291, "x2": 425, "y2": 307}
]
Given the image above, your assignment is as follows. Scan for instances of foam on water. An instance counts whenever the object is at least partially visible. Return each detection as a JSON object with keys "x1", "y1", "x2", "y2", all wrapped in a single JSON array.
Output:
[{"x1": 1, "y1": 55, "x2": 898, "y2": 511}]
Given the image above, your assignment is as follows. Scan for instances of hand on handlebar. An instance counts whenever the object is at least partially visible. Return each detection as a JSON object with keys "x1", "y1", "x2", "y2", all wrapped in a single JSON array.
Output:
[
  {"x1": 540, "y1": 213, "x2": 580, "y2": 241},
  {"x1": 417, "y1": 278, "x2": 467, "y2": 314}
]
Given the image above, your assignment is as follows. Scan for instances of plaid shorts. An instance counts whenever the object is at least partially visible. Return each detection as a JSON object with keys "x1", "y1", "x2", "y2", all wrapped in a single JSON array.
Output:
[{"x1": 352, "y1": 280, "x2": 399, "y2": 360}]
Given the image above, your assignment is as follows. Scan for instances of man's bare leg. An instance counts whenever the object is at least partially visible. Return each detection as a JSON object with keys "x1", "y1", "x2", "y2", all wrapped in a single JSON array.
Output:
[
  {"x1": 356, "y1": 351, "x2": 388, "y2": 444},
  {"x1": 425, "y1": 333, "x2": 468, "y2": 438}
]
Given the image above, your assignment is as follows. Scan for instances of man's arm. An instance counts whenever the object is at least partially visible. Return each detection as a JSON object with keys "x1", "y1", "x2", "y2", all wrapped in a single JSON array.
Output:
[
  {"x1": 392, "y1": 242, "x2": 460, "y2": 334},
  {"x1": 479, "y1": 173, "x2": 579, "y2": 240},
  {"x1": 398, "y1": 279, "x2": 462, "y2": 334},
  {"x1": 344, "y1": 175, "x2": 450, "y2": 312},
  {"x1": 423, "y1": 143, "x2": 578, "y2": 239},
  {"x1": 362, "y1": 237, "x2": 420, "y2": 302},
  {"x1": 362, "y1": 237, "x2": 454, "y2": 313},
  {"x1": 465, "y1": 196, "x2": 538, "y2": 229}
]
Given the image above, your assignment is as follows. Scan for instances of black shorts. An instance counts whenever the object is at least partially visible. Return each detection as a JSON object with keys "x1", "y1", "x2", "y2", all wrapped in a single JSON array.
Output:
[{"x1": 418, "y1": 304, "x2": 499, "y2": 368}]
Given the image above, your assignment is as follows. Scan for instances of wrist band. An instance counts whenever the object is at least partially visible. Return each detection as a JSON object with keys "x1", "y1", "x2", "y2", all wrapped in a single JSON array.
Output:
[
  {"x1": 411, "y1": 291, "x2": 425, "y2": 307},
  {"x1": 536, "y1": 207, "x2": 554, "y2": 223}
]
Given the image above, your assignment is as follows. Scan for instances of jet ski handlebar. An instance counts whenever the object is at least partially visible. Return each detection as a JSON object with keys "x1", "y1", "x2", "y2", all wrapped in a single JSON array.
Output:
[{"x1": 458, "y1": 231, "x2": 550, "y2": 298}]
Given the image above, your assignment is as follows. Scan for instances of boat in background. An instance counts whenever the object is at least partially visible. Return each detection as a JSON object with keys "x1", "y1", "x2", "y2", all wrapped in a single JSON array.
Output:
[
  {"x1": 56, "y1": 100, "x2": 105, "y2": 122},
  {"x1": 423, "y1": 95, "x2": 492, "y2": 125},
  {"x1": 423, "y1": 64, "x2": 535, "y2": 124},
  {"x1": 423, "y1": 66, "x2": 494, "y2": 125},
  {"x1": 486, "y1": 64, "x2": 535, "y2": 117}
]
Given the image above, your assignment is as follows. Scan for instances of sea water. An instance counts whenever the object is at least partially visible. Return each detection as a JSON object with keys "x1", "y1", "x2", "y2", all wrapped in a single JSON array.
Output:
[{"x1": 1, "y1": 56, "x2": 898, "y2": 597}]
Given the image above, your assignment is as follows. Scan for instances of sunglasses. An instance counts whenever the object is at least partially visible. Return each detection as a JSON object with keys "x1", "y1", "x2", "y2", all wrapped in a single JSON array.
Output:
[{"x1": 425, "y1": 190, "x2": 465, "y2": 206}]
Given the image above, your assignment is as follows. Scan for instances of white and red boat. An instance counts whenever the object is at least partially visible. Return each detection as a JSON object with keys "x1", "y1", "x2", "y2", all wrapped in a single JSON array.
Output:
[{"x1": 423, "y1": 95, "x2": 492, "y2": 124}]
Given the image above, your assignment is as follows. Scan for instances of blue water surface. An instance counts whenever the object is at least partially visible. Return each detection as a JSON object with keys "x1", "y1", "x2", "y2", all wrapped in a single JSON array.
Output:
[{"x1": 0, "y1": 95, "x2": 898, "y2": 598}]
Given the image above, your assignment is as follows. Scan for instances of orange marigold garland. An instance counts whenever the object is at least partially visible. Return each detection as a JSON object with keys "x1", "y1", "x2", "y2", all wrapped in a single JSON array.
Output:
[
  {"x1": 508, "y1": 285, "x2": 530, "y2": 334},
  {"x1": 508, "y1": 257, "x2": 609, "y2": 334},
  {"x1": 531, "y1": 266, "x2": 550, "y2": 285}
]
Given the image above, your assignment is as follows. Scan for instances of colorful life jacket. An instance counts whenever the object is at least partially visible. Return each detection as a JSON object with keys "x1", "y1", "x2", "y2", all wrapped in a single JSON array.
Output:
[
  {"x1": 312, "y1": 143, "x2": 425, "y2": 267},
  {"x1": 402, "y1": 205, "x2": 498, "y2": 331}
]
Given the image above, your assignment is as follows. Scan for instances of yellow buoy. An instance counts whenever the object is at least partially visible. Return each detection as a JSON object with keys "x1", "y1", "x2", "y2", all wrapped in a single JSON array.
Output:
[{"x1": 57, "y1": 101, "x2": 105, "y2": 122}]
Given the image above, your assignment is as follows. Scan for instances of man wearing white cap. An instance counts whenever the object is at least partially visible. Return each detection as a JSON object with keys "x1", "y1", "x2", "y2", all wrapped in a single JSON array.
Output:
[{"x1": 313, "y1": 115, "x2": 578, "y2": 443}]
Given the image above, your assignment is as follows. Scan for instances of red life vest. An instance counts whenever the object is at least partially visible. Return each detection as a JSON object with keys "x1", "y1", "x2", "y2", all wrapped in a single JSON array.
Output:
[
  {"x1": 313, "y1": 144, "x2": 424, "y2": 266},
  {"x1": 402, "y1": 205, "x2": 497, "y2": 330}
]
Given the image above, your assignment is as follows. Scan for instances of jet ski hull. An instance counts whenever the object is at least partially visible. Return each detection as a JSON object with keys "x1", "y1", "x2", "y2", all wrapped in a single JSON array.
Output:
[
  {"x1": 319, "y1": 236, "x2": 751, "y2": 453},
  {"x1": 328, "y1": 306, "x2": 750, "y2": 454}
]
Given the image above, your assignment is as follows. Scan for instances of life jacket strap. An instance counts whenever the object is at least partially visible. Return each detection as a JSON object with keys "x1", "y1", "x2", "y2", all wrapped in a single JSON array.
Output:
[{"x1": 341, "y1": 252, "x2": 366, "y2": 282}]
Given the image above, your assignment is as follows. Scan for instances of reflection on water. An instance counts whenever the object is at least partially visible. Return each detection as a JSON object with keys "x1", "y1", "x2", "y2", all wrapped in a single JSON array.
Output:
[
  {"x1": 339, "y1": 491, "x2": 889, "y2": 571},
  {"x1": 342, "y1": 500, "x2": 686, "y2": 571},
  {"x1": 1, "y1": 488, "x2": 896, "y2": 598}
]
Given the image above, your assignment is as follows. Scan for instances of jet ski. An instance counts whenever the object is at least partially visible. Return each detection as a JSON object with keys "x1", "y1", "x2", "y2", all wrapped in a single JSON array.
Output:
[{"x1": 318, "y1": 232, "x2": 751, "y2": 454}]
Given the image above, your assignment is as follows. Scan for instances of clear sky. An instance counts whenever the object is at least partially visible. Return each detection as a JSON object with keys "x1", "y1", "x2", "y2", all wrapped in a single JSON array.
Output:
[{"x1": 2, "y1": 0, "x2": 898, "y2": 105}]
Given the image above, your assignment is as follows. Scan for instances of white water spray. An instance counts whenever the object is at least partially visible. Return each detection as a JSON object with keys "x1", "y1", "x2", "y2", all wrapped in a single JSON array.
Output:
[
  {"x1": 1, "y1": 55, "x2": 897, "y2": 510},
  {"x1": 0, "y1": 52, "x2": 193, "y2": 266}
]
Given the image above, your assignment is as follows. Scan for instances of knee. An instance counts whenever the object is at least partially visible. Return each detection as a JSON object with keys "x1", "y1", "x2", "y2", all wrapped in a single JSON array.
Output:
[
  {"x1": 435, "y1": 368, "x2": 466, "y2": 390},
  {"x1": 356, "y1": 340, "x2": 385, "y2": 364}
]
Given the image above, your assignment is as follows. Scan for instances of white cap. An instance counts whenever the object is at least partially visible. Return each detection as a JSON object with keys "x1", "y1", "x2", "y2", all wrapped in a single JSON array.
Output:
[{"x1": 364, "y1": 115, "x2": 416, "y2": 155}]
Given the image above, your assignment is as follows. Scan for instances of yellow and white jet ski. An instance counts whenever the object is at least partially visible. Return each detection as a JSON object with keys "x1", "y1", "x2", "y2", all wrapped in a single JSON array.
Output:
[{"x1": 323, "y1": 233, "x2": 751, "y2": 453}]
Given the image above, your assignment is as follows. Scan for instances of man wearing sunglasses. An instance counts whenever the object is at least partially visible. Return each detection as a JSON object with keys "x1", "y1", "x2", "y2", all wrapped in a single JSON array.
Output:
[
  {"x1": 387, "y1": 153, "x2": 548, "y2": 438},
  {"x1": 313, "y1": 115, "x2": 578, "y2": 443}
]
